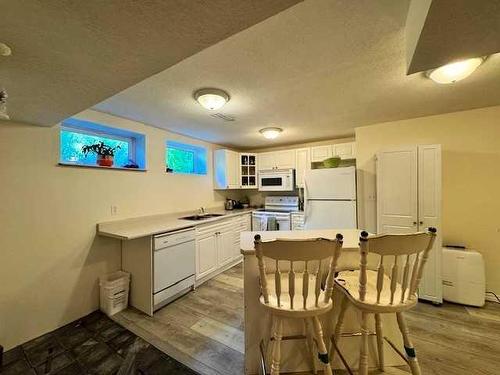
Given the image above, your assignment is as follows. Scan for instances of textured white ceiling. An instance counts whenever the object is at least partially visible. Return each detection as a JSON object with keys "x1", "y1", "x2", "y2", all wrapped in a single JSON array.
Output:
[
  {"x1": 0, "y1": 0, "x2": 301, "y2": 126},
  {"x1": 95, "y1": 0, "x2": 500, "y2": 149}
]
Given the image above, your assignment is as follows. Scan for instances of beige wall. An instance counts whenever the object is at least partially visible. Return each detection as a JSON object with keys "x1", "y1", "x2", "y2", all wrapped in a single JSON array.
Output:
[
  {"x1": 0, "y1": 110, "x2": 233, "y2": 350},
  {"x1": 356, "y1": 105, "x2": 500, "y2": 294}
]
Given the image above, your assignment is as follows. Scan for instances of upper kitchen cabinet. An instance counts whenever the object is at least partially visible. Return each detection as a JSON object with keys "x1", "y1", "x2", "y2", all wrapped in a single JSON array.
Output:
[
  {"x1": 333, "y1": 142, "x2": 356, "y2": 159},
  {"x1": 310, "y1": 142, "x2": 356, "y2": 162},
  {"x1": 310, "y1": 145, "x2": 332, "y2": 162},
  {"x1": 214, "y1": 149, "x2": 239, "y2": 190},
  {"x1": 295, "y1": 148, "x2": 311, "y2": 188},
  {"x1": 258, "y1": 150, "x2": 295, "y2": 170},
  {"x1": 240, "y1": 153, "x2": 257, "y2": 189}
]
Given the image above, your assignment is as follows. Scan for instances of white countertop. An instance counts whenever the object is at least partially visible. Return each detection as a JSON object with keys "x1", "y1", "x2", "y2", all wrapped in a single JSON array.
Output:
[
  {"x1": 97, "y1": 208, "x2": 255, "y2": 240},
  {"x1": 240, "y1": 228, "x2": 364, "y2": 255}
]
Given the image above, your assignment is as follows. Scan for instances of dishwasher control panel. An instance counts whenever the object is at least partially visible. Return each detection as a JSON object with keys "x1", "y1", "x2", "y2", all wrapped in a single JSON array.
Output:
[{"x1": 154, "y1": 228, "x2": 196, "y2": 250}]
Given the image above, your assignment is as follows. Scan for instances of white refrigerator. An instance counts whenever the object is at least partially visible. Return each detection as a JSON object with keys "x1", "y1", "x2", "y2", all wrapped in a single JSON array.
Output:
[{"x1": 303, "y1": 166, "x2": 357, "y2": 229}]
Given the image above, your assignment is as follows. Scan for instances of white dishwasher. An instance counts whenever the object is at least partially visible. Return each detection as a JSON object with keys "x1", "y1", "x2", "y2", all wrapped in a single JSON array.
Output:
[{"x1": 153, "y1": 227, "x2": 195, "y2": 311}]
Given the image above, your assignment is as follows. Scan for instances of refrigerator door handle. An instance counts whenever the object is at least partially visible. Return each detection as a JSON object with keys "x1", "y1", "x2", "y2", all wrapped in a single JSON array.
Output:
[{"x1": 303, "y1": 178, "x2": 308, "y2": 226}]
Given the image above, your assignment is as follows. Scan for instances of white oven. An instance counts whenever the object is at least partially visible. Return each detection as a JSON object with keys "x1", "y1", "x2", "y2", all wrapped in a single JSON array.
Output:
[
  {"x1": 258, "y1": 169, "x2": 295, "y2": 191},
  {"x1": 251, "y1": 196, "x2": 299, "y2": 231},
  {"x1": 252, "y1": 211, "x2": 291, "y2": 231}
]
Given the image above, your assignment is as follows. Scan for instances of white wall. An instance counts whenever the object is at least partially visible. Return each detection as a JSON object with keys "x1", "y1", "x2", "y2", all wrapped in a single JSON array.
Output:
[{"x1": 0, "y1": 110, "x2": 231, "y2": 350}]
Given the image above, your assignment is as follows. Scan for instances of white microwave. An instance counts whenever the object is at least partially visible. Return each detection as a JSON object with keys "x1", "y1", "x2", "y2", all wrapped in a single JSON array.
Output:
[{"x1": 258, "y1": 169, "x2": 295, "y2": 191}]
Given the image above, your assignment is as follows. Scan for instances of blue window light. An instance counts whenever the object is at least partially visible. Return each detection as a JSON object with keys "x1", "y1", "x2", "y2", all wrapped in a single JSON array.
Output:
[
  {"x1": 60, "y1": 118, "x2": 146, "y2": 169},
  {"x1": 166, "y1": 140, "x2": 207, "y2": 175}
]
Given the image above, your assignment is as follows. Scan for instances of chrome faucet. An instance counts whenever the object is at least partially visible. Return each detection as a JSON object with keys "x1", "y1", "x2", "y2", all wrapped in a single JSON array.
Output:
[{"x1": 198, "y1": 207, "x2": 206, "y2": 215}]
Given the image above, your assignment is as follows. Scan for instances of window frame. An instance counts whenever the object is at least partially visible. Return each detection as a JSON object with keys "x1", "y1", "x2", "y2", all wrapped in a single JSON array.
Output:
[
  {"x1": 166, "y1": 140, "x2": 207, "y2": 176},
  {"x1": 59, "y1": 118, "x2": 146, "y2": 171}
]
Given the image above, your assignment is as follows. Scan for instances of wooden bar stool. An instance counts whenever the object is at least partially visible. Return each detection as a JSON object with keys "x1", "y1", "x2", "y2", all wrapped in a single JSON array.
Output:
[
  {"x1": 254, "y1": 233, "x2": 344, "y2": 375},
  {"x1": 330, "y1": 228, "x2": 437, "y2": 375}
]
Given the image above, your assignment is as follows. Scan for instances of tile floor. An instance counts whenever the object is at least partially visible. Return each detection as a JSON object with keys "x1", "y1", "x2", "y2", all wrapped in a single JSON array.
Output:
[{"x1": 0, "y1": 310, "x2": 197, "y2": 375}]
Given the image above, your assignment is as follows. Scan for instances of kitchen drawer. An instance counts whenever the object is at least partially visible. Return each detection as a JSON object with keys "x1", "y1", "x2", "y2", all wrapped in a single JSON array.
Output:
[{"x1": 196, "y1": 218, "x2": 235, "y2": 237}]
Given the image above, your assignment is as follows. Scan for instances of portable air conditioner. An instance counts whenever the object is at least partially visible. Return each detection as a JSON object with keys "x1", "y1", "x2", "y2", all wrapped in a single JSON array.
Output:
[{"x1": 442, "y1": 247, "x2": 485, "y2": 307}]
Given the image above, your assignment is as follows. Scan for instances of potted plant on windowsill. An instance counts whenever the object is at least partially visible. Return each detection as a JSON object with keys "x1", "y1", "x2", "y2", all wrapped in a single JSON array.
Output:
[{"x1": 82, "y1": 141, "x2": 121, "y2": 167}]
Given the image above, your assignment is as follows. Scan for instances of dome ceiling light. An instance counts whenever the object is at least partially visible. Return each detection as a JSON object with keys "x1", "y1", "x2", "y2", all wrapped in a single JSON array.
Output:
[
  {"x1": 259, "y1": 127, "x2": 283, "y2": 139},
  {"x1": 427, "y1": 57, "x2": 485, "y2": 84},
  {"x1": 0, "y1": 42, "x2": 12, "y2": 57},
  {"x1": 194, "y1": 88, "x2": 230, "y2": 110}
]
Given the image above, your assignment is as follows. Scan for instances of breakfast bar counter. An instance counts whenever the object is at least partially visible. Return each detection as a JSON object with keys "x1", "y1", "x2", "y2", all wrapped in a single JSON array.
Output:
[{"x1": 240, "y1": 229, "x2": 406, "y2": 374}]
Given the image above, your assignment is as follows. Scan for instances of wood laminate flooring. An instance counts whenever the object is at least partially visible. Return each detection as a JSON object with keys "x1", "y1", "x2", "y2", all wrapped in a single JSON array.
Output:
[{"x1": 113, "y1": 264, "x2": 500, "y2": 375}]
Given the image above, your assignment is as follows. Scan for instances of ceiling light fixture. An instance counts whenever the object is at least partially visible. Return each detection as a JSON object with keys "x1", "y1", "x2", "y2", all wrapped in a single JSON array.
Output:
[
  {"x1": 0, "y1": 42, "x2": 12, "y2": 57},
  {"x1": 0, "y1": 89, "x2": 10, "y2": 120},
  {"x1": 194, "y1": 88, "x2": 230, "y2": 110},
  {"x1": 427, "y1": 57, "x2": 485, "y2": 84},
  {"x1": 259, "y1": 127, "x2": 283, "y2": 139}
]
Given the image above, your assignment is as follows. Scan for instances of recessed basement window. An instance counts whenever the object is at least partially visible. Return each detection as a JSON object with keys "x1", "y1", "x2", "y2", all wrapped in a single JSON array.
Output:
[
  {"x1": 59, "y1": 118, "x2": 146, "y2": 170},
  {"x1": 166, "y1": 140, "x2": 207, "y2": 175}
]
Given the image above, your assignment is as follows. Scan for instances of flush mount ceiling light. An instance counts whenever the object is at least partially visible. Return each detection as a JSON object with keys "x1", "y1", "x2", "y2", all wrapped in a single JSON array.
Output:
[
  {"x1": 259, "y1": 127, "x2": 283, "y2": 139},
  {"x1": 0, "y1": 89, "x2": 10, "y2": 120},
  {"x1": 427, "y1": 57, "x2": 485, "y2": 84},
  {"x1": 194, "y1": 88, "x2": 230, "y2": 110},
  {"x1": 0, "y1": 42, "x2": 12, "y2": 57}
]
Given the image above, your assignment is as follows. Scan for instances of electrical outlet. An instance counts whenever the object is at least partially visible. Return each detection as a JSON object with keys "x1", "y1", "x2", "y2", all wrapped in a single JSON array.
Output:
[{"x1": 111, "y1": 205, "x2": 118, "y2": 216}]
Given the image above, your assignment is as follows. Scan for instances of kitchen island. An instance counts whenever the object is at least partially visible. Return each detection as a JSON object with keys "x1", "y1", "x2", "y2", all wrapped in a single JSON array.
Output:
[{"x1": 240, "y1": 229, "x2": 406, "y2": 374}]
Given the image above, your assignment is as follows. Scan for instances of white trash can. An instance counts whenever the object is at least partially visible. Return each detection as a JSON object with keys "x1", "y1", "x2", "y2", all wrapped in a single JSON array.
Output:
[{"x1": 99, "y1": 271, "x2": 130, "y2": 316}]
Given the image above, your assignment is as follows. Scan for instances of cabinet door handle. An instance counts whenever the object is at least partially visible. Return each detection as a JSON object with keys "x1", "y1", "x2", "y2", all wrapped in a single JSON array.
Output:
[
  {"x1": 413, "y1": 221, "x2": 417, "y2": 225},
  {"x1": 419, "y1": 221, "x2": 424, "y2": 225}
]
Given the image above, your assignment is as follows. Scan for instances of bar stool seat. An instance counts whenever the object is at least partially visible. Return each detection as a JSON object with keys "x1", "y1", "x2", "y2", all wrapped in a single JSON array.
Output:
[
  {"x1": 336, "y1": 270, "x2": 417, "y2": 312},
  {"x1": 261, "y1": 272, "x2": 332, "y2": 317}
]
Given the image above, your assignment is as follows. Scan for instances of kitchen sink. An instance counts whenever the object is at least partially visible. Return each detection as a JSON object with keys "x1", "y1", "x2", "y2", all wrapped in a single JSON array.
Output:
[{"x1": 179, "y1": 213, "x2": 225, "y2": 221}]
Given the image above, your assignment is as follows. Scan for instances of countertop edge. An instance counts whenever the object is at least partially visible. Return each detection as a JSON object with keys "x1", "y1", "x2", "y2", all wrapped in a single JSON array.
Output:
[{"x1": 97, "y1": 208, "x2": 255, "y2": 240}]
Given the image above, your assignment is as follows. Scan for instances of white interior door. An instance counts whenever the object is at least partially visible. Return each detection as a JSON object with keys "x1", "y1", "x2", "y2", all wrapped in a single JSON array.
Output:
[
  {"x1": 376, "y1": 147, "x2": 418, "y2": 234},
  {"x1": 418, "y1": 144, "x2": 442, "y2": 303},
  {"x1": 304, "y1": 200, "x2": 357, "y2": 230}
]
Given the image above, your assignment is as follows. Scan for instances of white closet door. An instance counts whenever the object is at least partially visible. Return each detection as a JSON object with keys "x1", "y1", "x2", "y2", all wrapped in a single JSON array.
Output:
[
  {"x1": 418, "y1": 144, "x2": 442, "y2": 303},
  {"x1": 376, "y1": 147, "x2": 418, "y2": 234}
]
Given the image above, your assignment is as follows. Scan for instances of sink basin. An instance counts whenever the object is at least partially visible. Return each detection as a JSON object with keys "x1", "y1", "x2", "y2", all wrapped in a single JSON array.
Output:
[{"x1": 179, "y1": 213, "x2": 225, "y2": 221}]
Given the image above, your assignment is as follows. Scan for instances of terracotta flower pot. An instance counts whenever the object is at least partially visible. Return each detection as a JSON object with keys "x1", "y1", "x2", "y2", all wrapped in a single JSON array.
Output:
[{"x1": 97, "y1": 155, "x2": 114, "y2": 167}]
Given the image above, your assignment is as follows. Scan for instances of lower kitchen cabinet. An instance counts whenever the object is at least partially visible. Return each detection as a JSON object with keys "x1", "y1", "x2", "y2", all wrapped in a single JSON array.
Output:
[
  {"x1": 291, "y1": 212, "x2": 305, "y2": 230},
  {"x1": 196, "y1": 233, "x2": 218, "y2": 278},
  {"x1": 196, "y1": 213, "x2": 251, "y2": 282}
]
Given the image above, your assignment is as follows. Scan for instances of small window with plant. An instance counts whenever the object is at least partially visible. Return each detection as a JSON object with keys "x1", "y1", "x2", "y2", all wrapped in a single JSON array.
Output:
[{"x1": 59, "y1": 118, "x2": 146, "y2": 170}]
